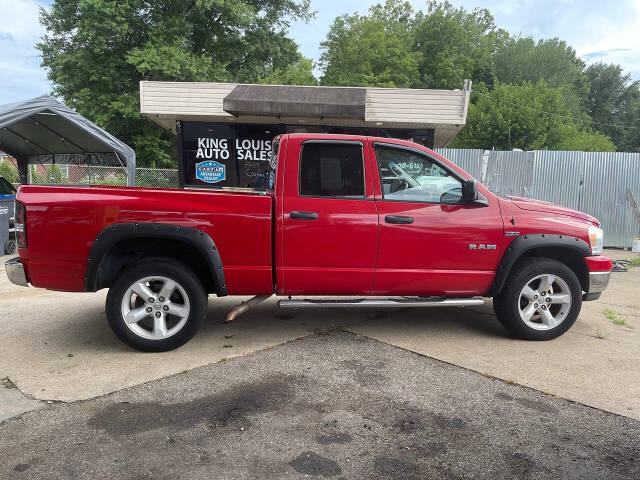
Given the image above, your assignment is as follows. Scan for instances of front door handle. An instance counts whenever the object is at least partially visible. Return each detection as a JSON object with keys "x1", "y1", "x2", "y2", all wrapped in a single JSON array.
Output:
[
  {"x1": 385, "y1": 215, "x2": 414, "y2": 224},
  {"x1": 290, "y1": 211, "x2": 319, "y2": 220}
]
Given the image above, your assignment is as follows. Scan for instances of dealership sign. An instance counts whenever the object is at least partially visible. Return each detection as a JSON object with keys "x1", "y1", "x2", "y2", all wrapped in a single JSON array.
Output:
[
  {"x1": 181, "y1": 122, "x2": 283, "y2": 189},
  {"x1": 195, "y1": 137, "x2": 273, "y2": 162},
  {"x1": 195, "y1": 160, "x2": 226, "y2": 184},
  {"x1": 196, "y1": 138, "x2": 230, "y2": 160}
]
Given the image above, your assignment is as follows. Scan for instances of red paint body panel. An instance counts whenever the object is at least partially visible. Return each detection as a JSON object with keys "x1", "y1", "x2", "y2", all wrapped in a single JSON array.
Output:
[
  {"x1": 367, "y1": 141, "x2": 503, "y2": 296},
  {"x1": 17, "y1": 185, "x2": 273, "y2": 294},
  {"x1": 15, "y1": 133, "x2": 612, "y2": 299},
  {"x1": 508, "y1": 196, "x2": 599, "y2": 226},
  {"x1": 585, "y1": 255, "x2": 613, "y2": 272},
  {"x1": 279, "y1": 134, "x2": 378, "y2": 295},
  {"x1": 497, "y1": 197, "x2": 595, "y2": 247}
]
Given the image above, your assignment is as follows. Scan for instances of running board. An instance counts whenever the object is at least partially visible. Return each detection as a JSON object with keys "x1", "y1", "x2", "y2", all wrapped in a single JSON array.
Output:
[{"x1": 278, "y1": 298, "x2": 484, "y2": 309}]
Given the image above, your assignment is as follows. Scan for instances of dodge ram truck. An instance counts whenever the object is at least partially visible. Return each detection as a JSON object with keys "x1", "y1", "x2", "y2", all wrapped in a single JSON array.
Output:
[{"x1": 6, "y1": 134, "x2": 612, "y2": 351}]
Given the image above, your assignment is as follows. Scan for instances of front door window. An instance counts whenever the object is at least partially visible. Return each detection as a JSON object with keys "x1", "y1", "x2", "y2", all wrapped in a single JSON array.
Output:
[{"x1": 375, "y1": 145, "x2": 462, "y2": 204}]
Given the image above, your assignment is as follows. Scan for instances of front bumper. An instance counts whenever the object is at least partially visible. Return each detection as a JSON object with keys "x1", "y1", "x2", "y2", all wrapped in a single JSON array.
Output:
[
  {"x1": 582, "y1": 255, "x2": 612, "y2": 301},
  {"x1": 5, "y1": 257, "x2": 28, "y2": 287},
  {"x1": 583, "y1": 270, "x2": 611, "y2": 301}
]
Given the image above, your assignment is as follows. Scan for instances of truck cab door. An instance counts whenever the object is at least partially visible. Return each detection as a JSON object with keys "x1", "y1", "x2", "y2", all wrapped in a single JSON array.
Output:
[
  {"x1": 371, "y1": 142, "x2": 503, "y2": 296},
  {"x1": 278, "y1": 136, "x2": 378, "y2": 295}
]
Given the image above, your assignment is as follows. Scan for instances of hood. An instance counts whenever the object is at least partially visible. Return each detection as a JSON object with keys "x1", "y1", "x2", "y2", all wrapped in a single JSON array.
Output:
[{"x1": 506, "y1": 196, "x2": 599, "y2": 225}]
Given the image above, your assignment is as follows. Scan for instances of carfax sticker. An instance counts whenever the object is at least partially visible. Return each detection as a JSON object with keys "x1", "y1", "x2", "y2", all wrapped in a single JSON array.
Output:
[{"x1": 195, "y1": 160, "x2": 226, "y2": 184}]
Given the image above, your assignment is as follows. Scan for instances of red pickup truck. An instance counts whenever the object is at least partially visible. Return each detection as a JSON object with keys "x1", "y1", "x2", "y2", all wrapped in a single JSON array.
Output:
[{"x1": 6, "y1": 134, "x2": 612, "y2": 351}]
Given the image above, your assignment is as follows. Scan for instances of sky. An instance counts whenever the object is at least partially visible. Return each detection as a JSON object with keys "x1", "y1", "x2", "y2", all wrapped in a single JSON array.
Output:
[{"x1": 1, "y1": 0, "x2": 639, "y2": 105}]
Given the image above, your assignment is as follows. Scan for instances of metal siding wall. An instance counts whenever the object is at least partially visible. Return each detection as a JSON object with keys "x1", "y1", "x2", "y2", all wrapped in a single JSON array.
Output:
[
  {"x1": 366, "y1": 88, "x2": 465, "y2": 123},
  {"x1": 436, "y1": 148, "x2": 640, "y2": 248},
  {"x1": 484, "y1": 151, "x2": 535, "y2": 197},
  {"x1": 583, "y1": 153, "x2": 616, "y2": 244},
  {"x1": 622, "y1": 153, "x2": 640, "y2": 248},
  {"x1": 434, "y1": 148, "x2": 484, "y2": 180},
  {"x1": 582, "y1": 152, "x2": 640, "y2": 248},
  {"x1": 529, "y1": 151, "x2": 585, "y2": 210}
]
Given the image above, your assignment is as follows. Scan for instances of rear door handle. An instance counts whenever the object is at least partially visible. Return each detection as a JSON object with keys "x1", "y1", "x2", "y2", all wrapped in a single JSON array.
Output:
[
  {"x1": 385, "y1": 215, "x2": 414, "y2": 224},
  {"x1": 290, "y1": 211, "x2": 319, "y2": 220}
]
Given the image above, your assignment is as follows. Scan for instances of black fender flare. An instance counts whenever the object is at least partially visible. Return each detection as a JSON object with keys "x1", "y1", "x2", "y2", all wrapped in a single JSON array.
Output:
[
  {"x1": 487, "y1": 233, "x2": 591, "y2": 297},
  {"x1": 84, "y1": 222, "x2": 227, "y2": 296}
]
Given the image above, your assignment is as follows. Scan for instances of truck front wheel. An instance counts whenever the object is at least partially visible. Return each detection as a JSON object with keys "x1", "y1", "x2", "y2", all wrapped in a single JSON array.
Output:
[
  {"x1": 493, "y1": 257, "x2": 582, "y2": 340},
  {"x1": 105, "y1": 258, "x2": 207, "y2": 352}
]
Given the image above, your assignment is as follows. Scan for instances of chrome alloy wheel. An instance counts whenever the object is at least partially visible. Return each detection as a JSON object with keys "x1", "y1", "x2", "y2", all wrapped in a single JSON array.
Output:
[
  {"x1": 121, "y1": 276, "x2": 190, "y2": 340},
  {"x1": 518, "y1": 274, "x2": 572, "y2": 330}
]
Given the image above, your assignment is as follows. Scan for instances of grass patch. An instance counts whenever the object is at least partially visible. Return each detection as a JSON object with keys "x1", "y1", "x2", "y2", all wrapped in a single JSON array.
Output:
[
  {"x1": 630, "y1": 256, "x2": 640, "y2": 267},
  {"x1": 602, "y1": 308, "x2": 632, "y2": 328}
]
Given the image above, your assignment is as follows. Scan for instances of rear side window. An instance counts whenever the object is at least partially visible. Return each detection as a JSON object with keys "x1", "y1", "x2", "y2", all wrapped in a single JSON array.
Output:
[{"x1": 299, "y1": 142, "x2": 364, "y2": 198}]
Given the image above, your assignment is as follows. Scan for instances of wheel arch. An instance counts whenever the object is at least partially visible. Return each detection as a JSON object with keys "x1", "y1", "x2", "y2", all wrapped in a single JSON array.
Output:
[
  {"x1": 488, "y1": 234, "x2": 590, "y2": 297},
  {"x1": 84, "y1": 223, "x2": 227, "y2": 296}
]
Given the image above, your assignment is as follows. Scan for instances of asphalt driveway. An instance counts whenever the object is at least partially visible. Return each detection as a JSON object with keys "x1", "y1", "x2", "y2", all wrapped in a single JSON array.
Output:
[{"x1": 1, "y1": 331, "x2": 639, "y2": 479}]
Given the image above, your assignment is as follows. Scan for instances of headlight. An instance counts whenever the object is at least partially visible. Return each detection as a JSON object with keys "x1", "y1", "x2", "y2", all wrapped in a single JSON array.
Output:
[{"x1": 588, "y1": 225, "x2": 603, "y2": 254}]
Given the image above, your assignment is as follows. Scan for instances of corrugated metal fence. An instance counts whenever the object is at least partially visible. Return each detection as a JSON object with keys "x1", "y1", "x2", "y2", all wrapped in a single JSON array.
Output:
[{"x1": 435, "y1": 149, "x2": 640, "y2": 248}]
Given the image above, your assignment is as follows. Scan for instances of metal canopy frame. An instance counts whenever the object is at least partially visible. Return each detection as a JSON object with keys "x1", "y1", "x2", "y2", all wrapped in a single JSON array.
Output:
[{"x1": 0, "y1": 95, "x2": 135, "y2": 185}]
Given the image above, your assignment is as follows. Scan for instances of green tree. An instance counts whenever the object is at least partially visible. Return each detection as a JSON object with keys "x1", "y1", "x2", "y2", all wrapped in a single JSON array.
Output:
[
  {"x1": 319, "y1": 0, "x2": 420, "y2": 87},
  {"x1": 38, "y1": 0, "x2": 312, "y2": 168},
  {"x1": 0, "y1": 163, "x2": 19, "y2": 183},
  {"x1": 259, "y1": 55, "x2": 317, "y2": 85},
  {"x1": 317, "y1": 0, "x2": 631, "y2": 152},
  {"x1": 30, "y1": 166, "x2": 45, "y2": 184},
  {"x1": 585, "y1": 62, "x2": 640, "y2": 151},
  {"x1": 412, "y1": 1, "x2": 508, "y2": 89},
  {"x1": 619, "y1": 100, "x2": 640, "y2": 152},
  {"x1": 451, "y1": 82, "x2": 614, "y2": 152},
  {"x1": 493, "y1": 37, "x2": 590, "y2": 117},
  {"x1": 554, "y1": 123, "x2": 617, "y2": 152},
  {"x1": 45, "y1": 165, "x2": 64, "y2": 183}
]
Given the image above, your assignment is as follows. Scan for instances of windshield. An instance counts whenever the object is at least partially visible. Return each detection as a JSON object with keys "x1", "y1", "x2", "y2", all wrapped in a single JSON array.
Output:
[{"x1": 0, "y1": 177, "x2": 16, "y2": 195}]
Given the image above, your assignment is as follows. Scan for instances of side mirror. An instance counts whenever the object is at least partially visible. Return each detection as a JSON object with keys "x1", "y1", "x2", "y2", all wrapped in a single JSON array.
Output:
[
  {"x1": 440, "y1": 187, "x2": 463, "y2": 204},
  {"x1": 462, "y1": 179, "x2": 478, "y2": 203}
]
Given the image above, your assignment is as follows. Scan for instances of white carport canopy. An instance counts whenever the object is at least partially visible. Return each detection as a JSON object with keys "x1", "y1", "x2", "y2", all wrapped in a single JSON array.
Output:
[{"x1": 0, "y1": 95, "x2": 135, "y2": 185}]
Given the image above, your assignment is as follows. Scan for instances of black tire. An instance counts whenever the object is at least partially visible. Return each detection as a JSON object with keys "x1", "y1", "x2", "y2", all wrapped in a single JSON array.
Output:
[
  {"x1": 106, "y1": 257, "x2": 207, "y2": 352},
  {"x1": 4, "y1": 239, "x2": 16, "y2": 255},
  {"x1": 493, "y1": 257, "x2": 582, "y2": 340}
]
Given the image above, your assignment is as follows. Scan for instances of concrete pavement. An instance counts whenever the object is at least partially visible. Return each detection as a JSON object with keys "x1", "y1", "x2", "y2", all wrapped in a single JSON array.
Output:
[
  {"x1": 0, "y1": 286, "x2": 362, "y2": 401},
  {"x1": 0, "y1": 379, "x2": 42, "y2": 423}
]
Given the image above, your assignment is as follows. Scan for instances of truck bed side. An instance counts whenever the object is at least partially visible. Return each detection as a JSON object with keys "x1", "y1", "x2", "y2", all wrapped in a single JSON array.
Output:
[{"x1": 16, "y1": 185, "x2": 273, "y2": 294}]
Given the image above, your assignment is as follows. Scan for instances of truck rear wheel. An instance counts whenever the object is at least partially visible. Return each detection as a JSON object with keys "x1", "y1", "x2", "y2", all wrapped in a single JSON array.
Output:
[
  {"x1": 105, "y1": 258, "x2": 207, "y2": 352},
  {"x1": 493, "y1": 257, "x2": 582, "y2": 340}
]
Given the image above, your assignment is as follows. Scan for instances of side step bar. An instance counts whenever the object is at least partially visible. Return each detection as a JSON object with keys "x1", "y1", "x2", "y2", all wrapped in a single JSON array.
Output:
[{"x1": 278, "y1": 298, "x2": 484, "y2": 309}]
